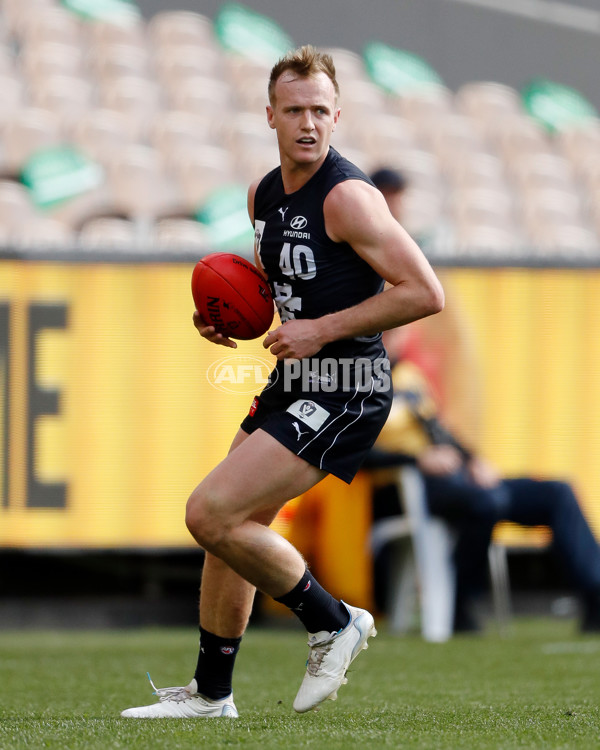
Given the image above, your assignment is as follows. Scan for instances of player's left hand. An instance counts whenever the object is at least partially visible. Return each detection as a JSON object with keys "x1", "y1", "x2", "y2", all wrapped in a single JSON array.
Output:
[{"x1": 263, "y1": 319, "x2": 326, "y2": 360}]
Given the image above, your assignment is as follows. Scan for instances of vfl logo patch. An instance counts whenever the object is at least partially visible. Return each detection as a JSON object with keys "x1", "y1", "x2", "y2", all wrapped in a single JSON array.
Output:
[
  {"x1": 220, "y1": 647, "x2": 235, "y2": 655},
  {"x1": 286, "y1": 400, "x2": 330, "y2": 430}
]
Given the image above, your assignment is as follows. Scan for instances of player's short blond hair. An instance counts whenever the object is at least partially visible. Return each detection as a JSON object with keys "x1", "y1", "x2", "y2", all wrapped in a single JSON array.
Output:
[{"x1": 268, "y1": 45, "x2": 339, "y2": 104}]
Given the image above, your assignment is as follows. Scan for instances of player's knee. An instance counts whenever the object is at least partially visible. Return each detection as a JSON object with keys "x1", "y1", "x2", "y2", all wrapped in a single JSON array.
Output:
[{"x1": 185, "y1": 487, "x2": 228, "y2": 551}]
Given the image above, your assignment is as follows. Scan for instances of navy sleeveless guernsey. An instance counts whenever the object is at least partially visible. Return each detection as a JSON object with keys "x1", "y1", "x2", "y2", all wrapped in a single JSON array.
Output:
[{"x1": 253, "y1": 147, "x2": 385, "y2": 361}]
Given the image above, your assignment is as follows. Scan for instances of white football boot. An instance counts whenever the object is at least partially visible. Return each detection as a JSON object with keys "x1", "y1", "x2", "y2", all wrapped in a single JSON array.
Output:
[
  {"x1": 121, "y1": 676, "x2": 238, "y2": 718},
  {"x1": 293, "y1": 602, "x2": 377, "y2": 713}
]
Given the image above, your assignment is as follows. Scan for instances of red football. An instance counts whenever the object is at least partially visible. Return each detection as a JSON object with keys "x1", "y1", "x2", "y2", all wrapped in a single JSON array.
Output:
[{"x1": 191, "y1": 252, "x2": 274, "y2": 340}]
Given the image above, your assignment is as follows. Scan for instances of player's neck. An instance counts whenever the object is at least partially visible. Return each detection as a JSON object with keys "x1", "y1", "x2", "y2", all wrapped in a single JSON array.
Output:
[{"x1": 280, "y1": 152, "x2": 328, "y2": 194}]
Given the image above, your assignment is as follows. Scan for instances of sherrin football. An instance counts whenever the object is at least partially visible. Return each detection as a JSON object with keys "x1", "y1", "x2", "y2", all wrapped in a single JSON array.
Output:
[{"x1": 191, "y1": 252, "x2": 274, "y2": 340}]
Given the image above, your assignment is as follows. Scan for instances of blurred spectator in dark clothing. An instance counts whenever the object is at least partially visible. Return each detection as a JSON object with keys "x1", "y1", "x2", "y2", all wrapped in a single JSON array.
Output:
[{"x1": 369, "y1": 167, "x2": 600, "y2": 633}]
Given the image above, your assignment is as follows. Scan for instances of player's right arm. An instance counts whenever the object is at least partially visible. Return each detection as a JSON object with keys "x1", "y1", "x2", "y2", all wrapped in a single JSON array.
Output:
[
  {"x1": 193, "y1": 179, "x2": 264, "y2": 348},
  {"x1": 248, "y1": 178, "x2": 264, "y2": 274},
  {"x1": 192, "y1": 310, "x2": 238, "y2": 349}
]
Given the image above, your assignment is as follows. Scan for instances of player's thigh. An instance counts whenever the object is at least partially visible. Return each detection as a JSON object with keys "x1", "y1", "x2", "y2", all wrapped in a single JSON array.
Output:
[
  {"x1": 190, "y1": 427, "x2": 327, "y2": 524},
  {"x1": 227, "y1": 427, "x2": 251, "y2": 454},
  {"x1": 226, "y1": 428, "x2": 283, "y2": 523}
]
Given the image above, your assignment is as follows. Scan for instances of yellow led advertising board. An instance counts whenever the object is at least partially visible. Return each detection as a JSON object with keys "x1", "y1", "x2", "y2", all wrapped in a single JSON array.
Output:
[
  {"x1": 1, "y1": 260, "x2": 599, "y2": 547},
  {"x1": 0, "y1": 259, "x2": 276, "y2": 548}
]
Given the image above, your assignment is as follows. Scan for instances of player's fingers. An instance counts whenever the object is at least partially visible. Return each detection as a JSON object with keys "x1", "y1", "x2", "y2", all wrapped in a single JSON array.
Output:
[
  {"x1": 192, "y1": 309, "x2": 207, "y2": 328},
  {"x1": 208, "y1": 331, "x2": 237, "y2": 348},
  {"x1": 198, "y1": 324, "x2": 216, "y2": 337},
  {"x1": 263, "y1": 330, "x2": 279, "y2": 348},
  {"x1": 268, "y1": 340, "x2": 287, "y2": 358},
  {"x1": 219, "y1": 336, "x2": 238, "y2": 349},
  {"x1": 196, "y1": 323, "x2": 237, "y2": 349}
]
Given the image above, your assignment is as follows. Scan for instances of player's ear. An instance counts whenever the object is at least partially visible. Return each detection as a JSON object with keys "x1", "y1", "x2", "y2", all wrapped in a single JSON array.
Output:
[
  {"x1": 332, "y1": 107, "x2": 341, "y2": 132},
  {"x1": 266, "y1": 105, "x2": 276, "y2": 129}
]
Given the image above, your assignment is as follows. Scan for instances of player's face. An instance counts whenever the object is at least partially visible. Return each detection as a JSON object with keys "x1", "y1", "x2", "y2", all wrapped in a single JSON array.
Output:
[{"x1": 267, "y1": 71, "x2": 340, "y2": 170}]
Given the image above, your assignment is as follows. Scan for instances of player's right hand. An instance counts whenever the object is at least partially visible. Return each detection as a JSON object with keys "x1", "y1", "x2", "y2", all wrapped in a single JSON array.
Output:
[{"x1": 193, "y1": 310, "x2": 237, "y2": 349}]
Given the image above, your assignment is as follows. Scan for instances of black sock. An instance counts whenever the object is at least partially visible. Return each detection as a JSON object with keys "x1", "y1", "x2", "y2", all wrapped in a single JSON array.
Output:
[
  {"x1": 194, "y1": 627, "x2": 242, "y2": 700},
  {"x1": 274, "y1": 569, "x2": 350, "y2": 634}
]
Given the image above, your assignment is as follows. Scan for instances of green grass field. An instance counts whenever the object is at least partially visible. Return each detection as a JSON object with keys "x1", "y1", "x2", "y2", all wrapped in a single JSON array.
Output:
[{"x1": 1, "y1": 617, "x2": 600, "y2": 749}]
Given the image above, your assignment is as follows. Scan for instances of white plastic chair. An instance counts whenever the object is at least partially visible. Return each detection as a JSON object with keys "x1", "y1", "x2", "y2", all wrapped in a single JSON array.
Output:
[
  {"x1": 371, "y1": 465, "x2": 456, "y2": 642},
  {"x1": 371, "y1": 465, "x2": 511, "y2": 641}
]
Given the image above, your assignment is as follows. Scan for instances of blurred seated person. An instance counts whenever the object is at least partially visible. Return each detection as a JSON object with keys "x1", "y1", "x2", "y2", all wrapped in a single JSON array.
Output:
[
  {"x1": 368, "y1": 166, "x2": 600, "y2": 633},
  {"x1": 370, "y1": 167, "x2": 482, "y2": 443},
  {"x1": 367, "y1": 320, "x2": 600, "y2": 633}
]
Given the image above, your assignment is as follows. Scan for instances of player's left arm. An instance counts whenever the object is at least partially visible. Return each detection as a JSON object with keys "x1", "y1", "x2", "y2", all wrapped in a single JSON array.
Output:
[
  {"x1": 324, "y1": 179, "x2": 444, "y2": 334},
  {"x1": 265, "y1": 179, "x2": 444, "y2": 359}
]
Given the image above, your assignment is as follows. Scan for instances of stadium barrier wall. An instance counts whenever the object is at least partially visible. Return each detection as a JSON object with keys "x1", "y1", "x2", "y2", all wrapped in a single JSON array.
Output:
[{"x1": 1, "y1": 258, "x2": 599, "y2": 549}]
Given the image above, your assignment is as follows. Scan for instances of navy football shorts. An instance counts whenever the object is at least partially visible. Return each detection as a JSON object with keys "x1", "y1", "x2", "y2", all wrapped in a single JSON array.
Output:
[{"x1": 240, "y1": 353, "x2": 393, "y2": 483}]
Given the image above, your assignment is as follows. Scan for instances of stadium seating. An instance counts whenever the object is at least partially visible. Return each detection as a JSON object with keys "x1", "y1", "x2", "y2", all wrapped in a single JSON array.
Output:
[{"x1": 0, "y1": 0, "x2": 597, "y2": 256}]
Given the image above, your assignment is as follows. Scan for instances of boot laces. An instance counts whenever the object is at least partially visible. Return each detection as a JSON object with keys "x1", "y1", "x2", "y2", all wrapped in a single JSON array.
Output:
[
  {"x1": 306, "y1": 634, "x2": 335, "y2": 677},
  {"x1": 147, "y1": 673, "x2": 192, "y2": 703}
]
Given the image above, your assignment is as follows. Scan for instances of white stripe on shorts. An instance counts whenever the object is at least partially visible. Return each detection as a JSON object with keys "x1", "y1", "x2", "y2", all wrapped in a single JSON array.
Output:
[{"x1": 296, "y1": 377, "x2": 375, "y2": 469}]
